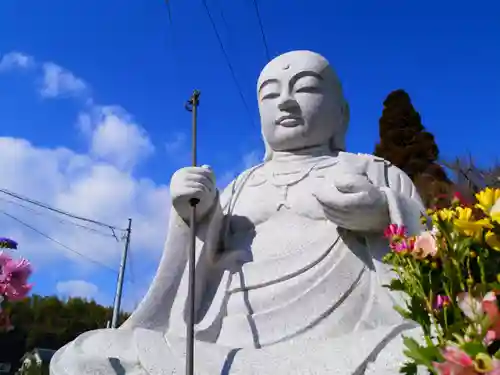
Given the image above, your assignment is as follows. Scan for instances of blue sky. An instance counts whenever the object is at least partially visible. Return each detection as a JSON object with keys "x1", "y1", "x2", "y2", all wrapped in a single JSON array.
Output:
[{"x1": 0, "y1": 0, "x2": 499, "y2": 309}]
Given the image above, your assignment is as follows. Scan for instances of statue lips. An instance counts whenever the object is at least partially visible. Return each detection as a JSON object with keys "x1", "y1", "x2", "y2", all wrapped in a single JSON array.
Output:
[{"x1": 275, "y1": 114, "x2": 303, "y2": 127}]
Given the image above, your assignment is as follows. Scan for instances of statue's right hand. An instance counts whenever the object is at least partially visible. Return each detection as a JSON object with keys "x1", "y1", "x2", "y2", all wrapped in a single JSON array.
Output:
[{"x1": 170, "y1": 165, "x2": 217, "y2": 221}]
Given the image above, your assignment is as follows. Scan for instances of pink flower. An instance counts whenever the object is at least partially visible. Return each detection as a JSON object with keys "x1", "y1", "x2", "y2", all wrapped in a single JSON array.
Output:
[
  {"x1": 392, "y1": 238, "x2": 415, "y2": 253},
  {"x1": 413, "y1": 231, "x2": 438, "y2": 258},
  {"x1": 384, "y1": 224, "x2": 407, "y2": 241},
  {"x1": 457, "y1": 292, "x2": 500, "y2": 345},
  {"x1": 458, "y1": 292, "x2": 499, "y2": 321},
  {"x1": 442, "y1": 346, "x2": 475, "y2": 367},
  {"x1": 433, "y1": 346, "x2": 476, "y2": 375},
  {"x1": 485, "y1": 330, "x2": 497, "y2": 346},
  {"x1": 482, "y1": 293, "x2": 500, "y2": 342},
  {"x1": 435, "y1": 295, "x2": 451, "y2": 310},
  {"x1": 0, "y1": 252, "x2": 32, "y2": 301},
  {"x1": 383, "y1": 223, "x2": 414, "y2": 254}
]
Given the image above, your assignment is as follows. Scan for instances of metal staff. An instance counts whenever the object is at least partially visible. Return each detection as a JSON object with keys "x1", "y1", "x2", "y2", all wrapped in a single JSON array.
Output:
[{"x1": 184, "y1": 89, "x2": 200, "y2": 375}]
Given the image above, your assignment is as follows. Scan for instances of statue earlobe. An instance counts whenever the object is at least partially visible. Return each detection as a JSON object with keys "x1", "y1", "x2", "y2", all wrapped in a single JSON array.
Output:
[
  {"x1": 342, "y1": 102, "x2": 350, "y2": 127},
  {"x1": 330, "y1": 100, "x2": 349, "y2": 152}
]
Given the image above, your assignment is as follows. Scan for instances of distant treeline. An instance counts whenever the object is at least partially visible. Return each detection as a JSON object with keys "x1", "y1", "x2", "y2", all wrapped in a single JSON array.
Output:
[{"x1": 0, "y1": 294, "x2": 129, "y2": 370}]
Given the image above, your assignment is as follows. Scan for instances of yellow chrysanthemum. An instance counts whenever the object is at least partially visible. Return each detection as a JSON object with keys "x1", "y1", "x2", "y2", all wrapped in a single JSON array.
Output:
[
  {"x1": 485, "y1": 231, "x2": 500, "y2": 251},
  {"x1": 456, "y1": 207, "x2": 473, "y2": 221},
  {"x1": 432, "y1": 208, "x2": 456, "y2": 223},
  {"x1": 453, "y1": 207, "x2": 492, "y2": 238},
  {"x1": 491, "y1": 212, "x2": 500, "y2": 225},
  {"x1": 475, "y1": 188, "x2": 500, "y2": 215}
]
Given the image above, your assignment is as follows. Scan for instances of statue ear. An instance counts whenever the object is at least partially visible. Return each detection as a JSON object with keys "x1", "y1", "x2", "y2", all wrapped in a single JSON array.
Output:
[
  {"x1": 341, "y1": 101, "x2": 350, "y2": 128},
  {"x1": 329, "y1": 100, "x2": 349, "y2": 152}
]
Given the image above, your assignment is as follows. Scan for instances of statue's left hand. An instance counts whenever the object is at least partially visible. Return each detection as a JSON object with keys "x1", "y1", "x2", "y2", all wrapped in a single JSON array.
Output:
[{"x1": 313, "y1": 173, "x2": 390, "y2": 232}]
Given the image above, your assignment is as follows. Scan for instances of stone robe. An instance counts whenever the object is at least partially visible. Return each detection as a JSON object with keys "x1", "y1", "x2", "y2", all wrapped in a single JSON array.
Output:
[{"x1": 50, "y1": 152, "x2": 426, "y2": 375}]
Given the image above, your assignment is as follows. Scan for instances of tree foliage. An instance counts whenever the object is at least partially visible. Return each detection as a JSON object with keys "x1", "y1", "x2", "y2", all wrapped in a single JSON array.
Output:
[
  {"x1": 374, "y1": 89, "x2": 452, "y2": 207},
  {"x1": 0, "y1": 294, "x2": 129, "y2": 373}
]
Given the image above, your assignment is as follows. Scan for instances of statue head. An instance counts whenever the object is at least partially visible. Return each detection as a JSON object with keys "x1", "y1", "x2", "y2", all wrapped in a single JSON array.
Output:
[{"x1": 257, "y1": 50, "x2": 350, "y2": 161}]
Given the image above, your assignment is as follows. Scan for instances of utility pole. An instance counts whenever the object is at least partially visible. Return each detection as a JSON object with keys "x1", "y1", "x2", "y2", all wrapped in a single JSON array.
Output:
[
  {"x1": 111, "y1": 218, "x2": 132, "y2": 328},
  {"x1": 184, "y1": 90, "x2": 200, "y2": 375}
]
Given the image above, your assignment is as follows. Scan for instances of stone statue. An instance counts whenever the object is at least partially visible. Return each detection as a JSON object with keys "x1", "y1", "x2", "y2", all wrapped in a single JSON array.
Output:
[{"x1": 50, "y1": 50, "x2": 426, "y2": 375}]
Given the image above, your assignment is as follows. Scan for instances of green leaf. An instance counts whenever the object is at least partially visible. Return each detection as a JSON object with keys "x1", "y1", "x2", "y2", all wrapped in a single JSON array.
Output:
[
  {"x1": 387, "y1": 279, "x2": 406, "y2": 291},
  {"x1": 409, "y1": 296, "x2": 431, "y2": 332},
  {"x1": 399, "y1": 361, "x2": 418, "y2": 375},
  {"x1": 402, "y1": 337, "x2": 439, "y2": 368},
  {"x1": 461, "y1": 341, "x2": 486, "y2": 357},
  {"x1": 394, "y1": 304, "x2": 412, "y2": 319}
]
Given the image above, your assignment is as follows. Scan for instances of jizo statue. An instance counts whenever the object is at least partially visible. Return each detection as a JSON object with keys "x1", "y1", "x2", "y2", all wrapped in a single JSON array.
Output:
[{"x1": 51, "y1": 50, "x2": 426, "y2": 375}]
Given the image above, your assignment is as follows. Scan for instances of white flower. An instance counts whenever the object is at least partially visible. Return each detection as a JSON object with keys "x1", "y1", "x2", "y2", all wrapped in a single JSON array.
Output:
[{"x1": 457, "y1": 292, "x2": 484, "y2": 319}]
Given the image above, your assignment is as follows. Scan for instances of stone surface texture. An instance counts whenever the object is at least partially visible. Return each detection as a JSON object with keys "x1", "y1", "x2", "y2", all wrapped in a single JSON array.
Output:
[{"x1": 50, "y1": 50, "x2": 427, "y2": 375}]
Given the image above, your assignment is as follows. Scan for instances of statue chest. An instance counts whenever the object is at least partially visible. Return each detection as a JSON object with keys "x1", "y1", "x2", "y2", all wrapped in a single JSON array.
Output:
[
  {"x1": 228, "y1": 161, "x2": 337, "y2": 227},
  {"x1": 224, "y1": 162, "x2": 339, "y2": 260}
]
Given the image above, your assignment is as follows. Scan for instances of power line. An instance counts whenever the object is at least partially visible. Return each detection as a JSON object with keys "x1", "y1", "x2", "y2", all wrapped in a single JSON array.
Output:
[
  {"x1": 251, "y1": 0, "x2": 271, "y2": 62},
  {"x1": 201, "y1": 0, "x2": 256, "y2": 126},
  {"x1": 165, "y1": 0, "x2": 173, "y2": 25},
  {"x1": 1, "y1": 209, "x2": 119, "y2": 274},
  {"x1": 165, "y1": 0, "x2": 179, "y2": 68},
  {"x1": 0, "y1": 196, "x2": 119, "y2": 240},
  {"x1": 0, "y1": 187, "x2": 126, "y2": 232},
  {"x1": 211, "y1": 0, "x2": 231, "y2": 39}
]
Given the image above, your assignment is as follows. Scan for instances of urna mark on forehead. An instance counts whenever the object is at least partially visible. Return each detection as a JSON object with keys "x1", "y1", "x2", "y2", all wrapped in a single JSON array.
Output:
[{"x1": 257, "y1": 50, "x2": 334, "y2": 92}]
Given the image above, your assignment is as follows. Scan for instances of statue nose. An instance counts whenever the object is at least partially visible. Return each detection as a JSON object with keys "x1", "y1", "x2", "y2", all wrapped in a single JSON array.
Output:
[{"x1": 278, "y1": 96, "x2": 298, "y2": 111}]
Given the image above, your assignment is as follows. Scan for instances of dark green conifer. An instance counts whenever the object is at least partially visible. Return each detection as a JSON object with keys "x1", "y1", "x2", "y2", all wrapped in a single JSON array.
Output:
[{"x1": 374, "y1": 89, "x2": 451, "y2": 207}]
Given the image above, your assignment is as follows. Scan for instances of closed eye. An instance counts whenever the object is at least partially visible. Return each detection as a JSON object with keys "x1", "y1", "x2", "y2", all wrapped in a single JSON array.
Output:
[
  {"x1": 261, "y1": 92, "x2": 280, "y2": 100},
  {"x1": 295, "y1": 86, "x2": 321, "y2": 94}
]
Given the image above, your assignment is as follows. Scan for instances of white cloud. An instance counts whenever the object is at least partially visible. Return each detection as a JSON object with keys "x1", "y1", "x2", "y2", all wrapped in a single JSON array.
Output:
[
  {"x1": 0, "y1": 51, "x2": 34, "y2": 71},
  {"x1": 0, "y1": 52, "x2": 87, "y2": 99},
  {"x1": 40, "y1": 62, "x2": 87, "y2": 98},
  {"x1": 0, "y1": 137, "x2": 169, "y2": 269},
  {"x1": 0, "y1": 51, "x2": 171, "y2": 309},
  {"x1": 78, "y1": 106, "x2": 155, "y2": 170},
  {"x1": 56, "y1": 280, "x2": 99, "y2": 300}
]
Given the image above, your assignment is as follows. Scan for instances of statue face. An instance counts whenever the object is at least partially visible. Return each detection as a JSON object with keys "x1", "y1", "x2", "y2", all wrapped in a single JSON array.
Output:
[{"x1": 257, "y1": 51, "x2": 343, "y2": 152}]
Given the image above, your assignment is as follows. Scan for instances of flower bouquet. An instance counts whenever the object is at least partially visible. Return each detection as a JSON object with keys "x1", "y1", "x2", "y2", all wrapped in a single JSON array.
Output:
[
  {"x1": 0, "y1": 237, "x2": 32, "y2": 332},
  {"x1": 383, "y1": 188, "x2": 500, "y2": 374}
]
